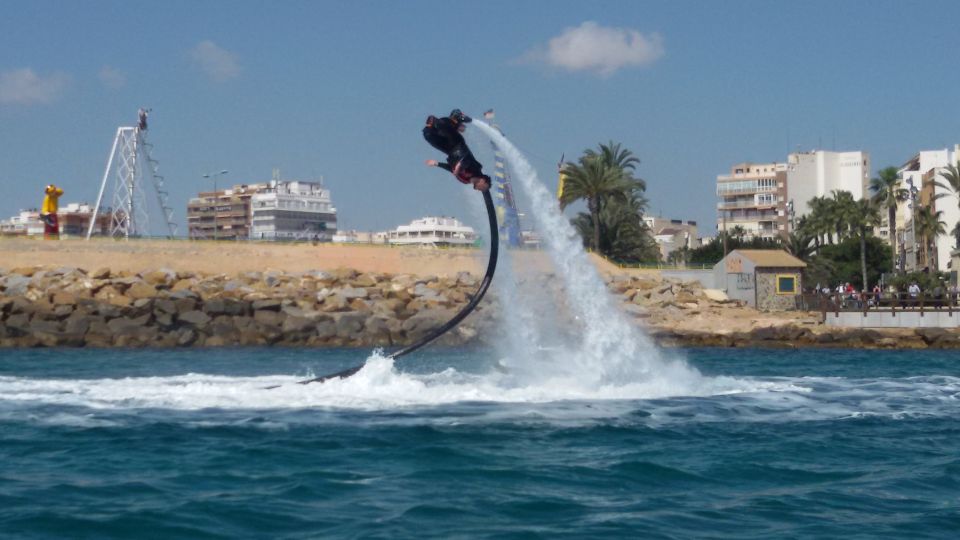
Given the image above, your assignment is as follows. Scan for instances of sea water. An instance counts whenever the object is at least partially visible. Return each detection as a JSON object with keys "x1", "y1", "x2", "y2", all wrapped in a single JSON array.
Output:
[{"x1": 0, "y1": 347, "x2": 958, "y2": 539}]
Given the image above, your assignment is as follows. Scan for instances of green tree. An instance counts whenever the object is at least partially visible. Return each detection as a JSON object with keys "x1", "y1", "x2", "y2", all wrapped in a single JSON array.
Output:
[
  {"x1": 805, "y1": 196, "x2": 834, "y2": 245},
  {"x1": 915, "y1": 206, "x2": 946, "y2": 271},
  {"x1": 784, "y1": 229, "x2": 817, "y2": 262},
  {"x1": 939, "y1": 162, "x2": 960, "y2": 248},
  {"x1": 572, "y1": 188, "x2": 659, "y2": 263},
  {"x1": 869, "y1": 166, "x2": 908, "y2": 270},
  {"x1": 559, "y1": 156, "x2": 630, "y2": 251},
  {"x1": 830, "y1": 190, "x2": 857, "y2": 242},
  {"x1": 583, "y1": 141, "x2": 646, "y2": 191},
  {"x1": 812, "y1": 236, "x2": 892, "y2": 289}
]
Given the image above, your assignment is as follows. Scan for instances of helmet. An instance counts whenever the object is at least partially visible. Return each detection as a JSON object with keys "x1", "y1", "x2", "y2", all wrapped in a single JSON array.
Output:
[{"x1": 450, "y1": 109, "x2": 471, "y2": 124}]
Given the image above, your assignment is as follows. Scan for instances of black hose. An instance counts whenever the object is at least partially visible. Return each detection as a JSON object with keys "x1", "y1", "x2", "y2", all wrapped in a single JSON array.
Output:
[{"x1": 291, "y1": 189, "x2": 499, "y2": 385}]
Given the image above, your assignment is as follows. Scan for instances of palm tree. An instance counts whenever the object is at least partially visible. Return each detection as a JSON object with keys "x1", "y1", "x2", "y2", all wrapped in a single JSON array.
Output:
[
  {"x1": 870, "y1": 166, "x2": 908, "y2": 270},
  {"x1": 729, "y1": 225, "x2": 747, "y2": 243},
  {"x1": 573, "y1": 190, "x2": 658, "y2": 263},
  {"x1": 915, "y1": 206, "x2": 946, "y2": 271},
  {"x1": 584, "y1": 141, "x2": 646, "y2": 191},
  {"x1": 559, "y1": 156, "x2": 631, "y2": 252},
  {"x1": 847, "y1": 198, "x2": 881, "y2": 289},
  {"x1": 807, "y1": 196, "x2": 834, "y2": 244},
  {"x1": 830, "y1": 190, "x2": 857, "y2": 242},
  {"x1": 939, "y1": 162, "x2": 960, "y2": 248},
  {"x1": 783, "y1": 229, "x2": 816, "y2": 262}
]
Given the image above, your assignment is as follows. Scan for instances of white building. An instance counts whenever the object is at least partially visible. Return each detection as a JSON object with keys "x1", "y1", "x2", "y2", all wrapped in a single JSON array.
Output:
[
  {"x1": 0, "y1": 203, "x2": 109, "y2": 237},
  {"x1": 786, "y1": 150, "x2": 871, "y2": 220},
  {"x1": 387, "y1": 216, "x2": 477, "y2": 247},
  {"x1": 716, "y1": 150, "x2": 871, "y2": 241},
  {"x1": 644, "y1": 216, "x2": 699, "y2": 259},
  {"x1": 0, "y1": 210, "x2": 42, "y2": 236},
  {"x1": 332, "y1": 230, "x2": 388, "y2": 244},
  {"x1": 249, "y1": 181, "x2": 337, "y2": 241},
  {"x1": 897, "y1": 146, "x2": 960, "y2": 273}
]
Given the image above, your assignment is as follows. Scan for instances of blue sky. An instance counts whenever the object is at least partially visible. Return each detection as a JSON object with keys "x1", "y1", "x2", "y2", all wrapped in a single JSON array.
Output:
[{"x1": 3, "y1": 0, "x2": 960, "y2": 236}]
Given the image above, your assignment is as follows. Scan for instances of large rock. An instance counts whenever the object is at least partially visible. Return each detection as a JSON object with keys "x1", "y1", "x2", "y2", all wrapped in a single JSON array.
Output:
[
  {"x1": 334, "y1": 311, "x2": 367, "y2": 339},
  {"x1": 339, "y1": 285, "x2": 368, "y2": 299},
  {"x1": 2, "y1": 274, "x2": 32, "y2": 296},
  {"x1": 178, "y1": 310, "x2": 211, "y2": 328},
  {"x1": 127, "y1": 282, "x2": 159, "y2": 300},
  {"x1": 401, "y1": 308, "x2": 454, "y2": 340}
]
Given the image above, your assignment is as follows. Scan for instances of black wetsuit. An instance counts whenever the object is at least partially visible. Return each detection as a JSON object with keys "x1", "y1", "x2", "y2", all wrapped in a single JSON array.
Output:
[{"x1": 423, "y1": 115, "x2": 486, "y2": 184}]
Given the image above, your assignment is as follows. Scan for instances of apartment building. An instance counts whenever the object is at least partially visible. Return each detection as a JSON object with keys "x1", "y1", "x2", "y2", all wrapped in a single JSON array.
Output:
[
  {"x1": 715, "y1": 150, "x2": 870, "y2": 241},
  {"x1": 250, "y1": 181, "x2": 337, "y2": 241},
  {"x1": 786, "y1": 150, "x2": 870, "y2": 220},
  {"x1": 897, "y1": 146, "x2": 960, "y2": 273},
  {"x1": 187, "y1": 183, "x2": 270, "y2": 240},
  {"x1": 716, "y1": 162, "x2": 788, "y2": 240}
]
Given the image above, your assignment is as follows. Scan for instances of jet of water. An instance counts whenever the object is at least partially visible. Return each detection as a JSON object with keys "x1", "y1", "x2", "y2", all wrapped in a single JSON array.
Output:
[{"x1": 472, "y1": 120, "x2": 703, "y2": 388}]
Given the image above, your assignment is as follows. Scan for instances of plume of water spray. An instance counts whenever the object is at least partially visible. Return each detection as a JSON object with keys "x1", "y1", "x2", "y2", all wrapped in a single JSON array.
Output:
[{"x1": 472, "y1": 120, "x2": 702, "y2": 387}]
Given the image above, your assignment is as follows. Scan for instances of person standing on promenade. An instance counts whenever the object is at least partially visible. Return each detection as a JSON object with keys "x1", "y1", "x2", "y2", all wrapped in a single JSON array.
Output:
[{"x1": 908, "y1": 282, "x2": 921, "y2": 301}]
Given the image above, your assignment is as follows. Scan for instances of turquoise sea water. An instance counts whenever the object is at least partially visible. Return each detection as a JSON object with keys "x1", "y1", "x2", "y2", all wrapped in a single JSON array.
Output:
[{"x1": 1, "y1": 347, "x2": 958, "y2": 539}]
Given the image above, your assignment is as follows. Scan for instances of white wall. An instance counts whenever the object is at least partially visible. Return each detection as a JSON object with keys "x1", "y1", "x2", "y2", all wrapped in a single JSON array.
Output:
[{"x1": 788, "y1": 150, "x2": 870, "y2": 220}]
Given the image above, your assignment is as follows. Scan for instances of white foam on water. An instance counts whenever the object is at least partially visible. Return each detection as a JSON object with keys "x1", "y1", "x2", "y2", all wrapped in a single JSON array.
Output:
[
  {"x1": 0, "y1": 352, "x2": 788, "y2": 413},
  {"x1": 1, "y1": 359, "x2": 958, "y2": 426}
]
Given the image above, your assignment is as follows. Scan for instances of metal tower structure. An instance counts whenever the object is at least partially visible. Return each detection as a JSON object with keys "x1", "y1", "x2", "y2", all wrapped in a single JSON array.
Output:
[
  {"x1": 86, "y1": 110, "x2": 177, "y2": 239},
  {"x1": 482, "y1": 109, "x2": 522, "y2": 247}
]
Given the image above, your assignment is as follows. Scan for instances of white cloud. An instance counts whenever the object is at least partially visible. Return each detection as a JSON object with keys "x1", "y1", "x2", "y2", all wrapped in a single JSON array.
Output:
[
  {"x1": 190, "y1": 40, "x2": 241, "y2": 81},
  {"x1": 98, "y1": 65, "x2": 127, "y2": 89},
  {"x1": 522, "y1": 21, "x2": 664, "y2": 77},
  {"x1": 0, "y1": 68, "x2": 69, "y2": 105}
]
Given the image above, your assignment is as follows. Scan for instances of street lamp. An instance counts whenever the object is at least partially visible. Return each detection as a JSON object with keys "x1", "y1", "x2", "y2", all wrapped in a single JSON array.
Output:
[{"x1": 202, "y1": 170, "x2": 228, "y2": 241}]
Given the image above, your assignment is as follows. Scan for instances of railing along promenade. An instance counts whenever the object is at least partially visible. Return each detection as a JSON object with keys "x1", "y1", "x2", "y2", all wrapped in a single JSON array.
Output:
[{"x1": 799, "y1": 291, "x2": 960, "y2": 321}]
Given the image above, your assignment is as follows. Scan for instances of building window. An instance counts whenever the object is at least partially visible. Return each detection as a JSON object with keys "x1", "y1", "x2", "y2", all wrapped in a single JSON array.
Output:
[{"x1": 776, "y1": 274, "x2": 797, "y2": 295}]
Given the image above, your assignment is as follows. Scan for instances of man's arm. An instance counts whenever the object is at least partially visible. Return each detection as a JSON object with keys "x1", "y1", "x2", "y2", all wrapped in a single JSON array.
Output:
[{"x1": 426, "y1": 159, "x2": 453, "y2": 172}]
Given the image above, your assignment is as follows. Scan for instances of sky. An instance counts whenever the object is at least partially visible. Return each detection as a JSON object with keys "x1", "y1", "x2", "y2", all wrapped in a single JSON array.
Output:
[{"x1": 3, "y1": 0, "x2": 960, "y2": 237}]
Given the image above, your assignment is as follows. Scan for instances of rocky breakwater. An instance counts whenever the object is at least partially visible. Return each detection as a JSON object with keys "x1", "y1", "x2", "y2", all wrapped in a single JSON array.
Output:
[{"x1": 0, "y1": 266, "x2": 498, "y2": 348}]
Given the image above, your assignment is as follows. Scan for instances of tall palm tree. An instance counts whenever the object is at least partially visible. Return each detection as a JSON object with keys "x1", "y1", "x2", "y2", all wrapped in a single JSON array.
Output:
[
  {"x1": 847, "y1": 198, "x2": 881, "y2": 289},
  {"x1": 870, "y1": 166, "x2": 908, "y2": 270},
  {"x1": 939, "y1": 162, "x2": 960, "y2": 248},
  {"x1": 830, "y1": 190, "x2": 857, "y2": 242},
  {"x1": 915, "y1": 206, "x2": 946, "y2": 271},
  {"x1": 807, "y1": 196, "x2": 833, "y2": 244},
  {"x1": 559, "y1": 156, "x2": 631, "y2": 252},
  {"x1": 584, "y1": 141, "x2": 646, "y2": 191},
  {"x1": 783, "y1": 229, "x2": 816, "y2": 262}
]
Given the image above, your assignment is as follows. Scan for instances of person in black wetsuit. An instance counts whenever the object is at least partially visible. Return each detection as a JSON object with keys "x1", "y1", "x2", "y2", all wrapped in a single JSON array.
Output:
[{"x1": 423, "y1": 109, "x2": 491, "y2": 191}]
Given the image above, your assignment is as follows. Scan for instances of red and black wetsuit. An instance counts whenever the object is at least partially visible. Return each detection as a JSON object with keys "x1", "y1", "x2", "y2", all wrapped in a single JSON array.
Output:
[{"x1": 423, "y1": 115, "x2": 487, "y2": 185}]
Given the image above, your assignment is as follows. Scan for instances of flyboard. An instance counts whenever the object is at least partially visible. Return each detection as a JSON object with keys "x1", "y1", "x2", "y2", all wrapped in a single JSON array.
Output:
[{"x1": 284, "y1": 189, "x2": 499, "y2": 386}]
